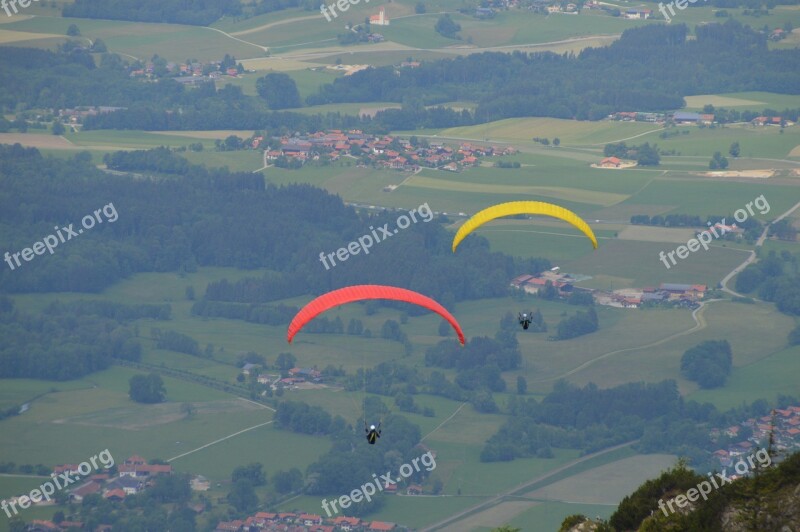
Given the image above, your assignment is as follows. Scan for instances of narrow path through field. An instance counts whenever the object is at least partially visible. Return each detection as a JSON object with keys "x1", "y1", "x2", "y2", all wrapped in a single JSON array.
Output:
[
  {"x1": 420, "y1": 440, "x2": 637, "y2": 531},
  {"x1": 205, "y1": 26, "x2": 268, "y2": 51},
  {"x1": 166, "y1": 420, "x2": 273, "y2": 462},
  {"x1": 229, "y1": 14, "x2": 319, "y2": 36},
  {"x1": 586, "y1": 126, "x2": 664, "y2": 145},
  {"x1": 421, "y1": 402, "x2": 468, "y2": 441},
  {"x1": 532, "y1": 299, "x2": 718, "y2": 383}
]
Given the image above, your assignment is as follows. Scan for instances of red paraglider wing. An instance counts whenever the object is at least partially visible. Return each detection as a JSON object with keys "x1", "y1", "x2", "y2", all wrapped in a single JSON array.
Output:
[{"x1": 287, "y1": 285, "x2": 465, "y2": 345}]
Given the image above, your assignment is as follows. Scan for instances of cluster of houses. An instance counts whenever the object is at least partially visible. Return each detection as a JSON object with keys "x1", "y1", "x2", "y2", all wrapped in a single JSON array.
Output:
[
  {"x1": 511, "y1": 272, "x2": 706, "y2": 309},
  {"x1": 598, "y1": 283, "x2": 706, "y2": 309},
  {"x1": 608, "y1": 110, "x2": 795, "y2": 127},
  {"x1": 23, "y1": 456, "x2": 174, "y2": 531},
  {"x1": 58, "y1": 106, "x2": 127, "y2": 126},
  {"x1": 273, "y1": 367, "x2": 323, "y2": 389},
  {"x1": 66, "y1": 454, "x2": 172, "y2": 503},
  {"x1": 131, "y1": 60, "x2": 244, "y2": 84},
  {"x1": 215, "y1": 511, "x2": 411, "y2": 531},
  {"x1": 265, "y1": 130, "x2": 513, "y2": 172},
  {"x1": 608, "y1": 111, "x2": 666, "y2": 123},
  {"x1": 751, "y1": 115, "x2": 794, "y2": 127},
  {"x1": 241, "y1": 364, "x2": 324, "y2": 390},
  {"x1": 215, "y1": 475, "x2": 429, "y2": 532},
  {"x1": 710, "y1": 405, "x2": 800, "y2": 473}
]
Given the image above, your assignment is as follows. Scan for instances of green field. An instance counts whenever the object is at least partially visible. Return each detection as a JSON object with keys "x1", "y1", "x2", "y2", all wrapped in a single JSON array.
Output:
[
  {"x1": 687, "y1": 344, "x2": 800, "y2": 411},
  {"x1": 653, "y1": 124, "x2": 800, "y2": 159},
  {"x1": 2, "y1": 4, "x2": 800, "y2": 528},
  {"x1": 440, "y1": 117, "x2": 661, "y2": 146},
  {"x1": 0, "y1": 16, "x2": 264, "y2": 60},
  {"x1": 684, "y1": 91, "x2": 800, "y2": 112}
]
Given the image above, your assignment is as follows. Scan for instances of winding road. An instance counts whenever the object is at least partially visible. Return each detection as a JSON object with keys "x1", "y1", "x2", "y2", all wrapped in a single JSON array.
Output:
[{"x1": 720, "y1": 199, "x2": 800, "y2": 298}]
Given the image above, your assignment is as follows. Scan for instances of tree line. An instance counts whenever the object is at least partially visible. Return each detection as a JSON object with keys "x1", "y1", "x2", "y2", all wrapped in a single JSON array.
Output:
[
  {"x1": 5, "y1": 20, "x2": 797, "y2": 134},
  {"x1": 0, "y1": 296, "x2": 148, "y2": 380},
  {"x1": 482, "y1": 377, "x2": 799, "y2": 469},
  {"x1": 308, "y1": 21, "x2": 799, "y2": 122},
  {"x1": 735, "y1": 250, "x2": 800, "y2": 317}
]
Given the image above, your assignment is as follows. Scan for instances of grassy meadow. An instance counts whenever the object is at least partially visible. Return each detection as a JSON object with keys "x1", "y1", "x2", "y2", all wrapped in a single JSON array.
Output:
[{"x1": 0, "y1": 0, "x2": 799, "y2": 524}]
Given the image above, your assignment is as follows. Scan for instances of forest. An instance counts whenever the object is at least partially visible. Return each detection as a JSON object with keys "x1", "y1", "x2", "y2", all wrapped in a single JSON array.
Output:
[
  {"x1": 308, "y1": 22, "x2": 800, "y2": 122},
  {"x1": 3, "y1": 21, "x2": 798, "y2": 133},
  {"x1": 481, "y1": 378, "x2": 799, "y2": 471},
  {"x1": 0, "y1": 144, "x2": 556, "y2": 380},
  {"x1": 0, "y1": 297, "x2": 149, "y2": 380},
  {"x1": 734, "y1": 250, "x2": 800, "y2": 317}
]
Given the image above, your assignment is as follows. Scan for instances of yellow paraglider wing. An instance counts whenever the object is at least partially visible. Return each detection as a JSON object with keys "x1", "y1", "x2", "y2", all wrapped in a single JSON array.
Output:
[{"x1": 452, "y1": 201, "x2": 598, "y2": 252}]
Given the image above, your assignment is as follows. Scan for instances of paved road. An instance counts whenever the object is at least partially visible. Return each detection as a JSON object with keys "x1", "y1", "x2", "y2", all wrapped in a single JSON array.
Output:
[{"x1": 720, "y1": 199, "x2": 800, "y2": 298}]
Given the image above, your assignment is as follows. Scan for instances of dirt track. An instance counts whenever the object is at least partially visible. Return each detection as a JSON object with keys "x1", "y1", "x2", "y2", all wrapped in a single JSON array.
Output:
[{"x1": 0, "y1": 133, "x2": 75, "y2": 149}]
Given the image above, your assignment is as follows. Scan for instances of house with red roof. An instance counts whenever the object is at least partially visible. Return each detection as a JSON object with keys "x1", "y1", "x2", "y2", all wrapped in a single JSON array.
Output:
[
  {"x1": 53, "y1": 464, "x2": 81, "y2": 476},
  {"x1": 69, "y1": 480, "x2": 103, "y2": 502},
  {"x1": 215, "y1": 519, "x2": 244, "y2": 531},
  {"x1": 332, "y1": 516, "x2": 361, "y2": 530},
  {"x1": 370, "y1": 521, "x2": 396, "y2": 531},
  {"x1": 104, "y1": 488, "x2": 126, "y2": 501},
  {"x1": 27, "y1": 520, "x2": 59, "y2": 531},
  {"x1": 300, "y1": 513, "x2": 322, "y2": 526},
  {"x1": 600, "y1": 156, "x2": 622, "y2": 168}
]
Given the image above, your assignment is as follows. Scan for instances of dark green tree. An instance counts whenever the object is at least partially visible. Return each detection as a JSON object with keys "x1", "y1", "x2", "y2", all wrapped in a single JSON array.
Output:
[
  {"x1": 232, "y1": 463, "x2": 266, "y2": 487},
  {"x1": 227, "y1": 479, "x2": 258, "y2": 512},
  {"x1": 275, "y1": 352, "x2": 297, "y2": 371},
  {"x1": 256, "y1": 73, "x2": 301, "y2": 110},
  {"x1": 272, "y1": 468, "x2": 303, "y2": 494},
  {"x1": 516, "y1": 375, "x2": 527, "y2": 395},
  {"x1": 435, "y1": 14, "x2": 461, "y2": 39},
  {"x1": 128, "y1": 373, "x2": 166, "y2": 403}
]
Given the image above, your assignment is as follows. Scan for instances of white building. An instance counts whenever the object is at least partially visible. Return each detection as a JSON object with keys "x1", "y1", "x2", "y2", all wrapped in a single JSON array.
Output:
[{"x1": 370, "y1": 7, "x2": 390, "y2": 25}]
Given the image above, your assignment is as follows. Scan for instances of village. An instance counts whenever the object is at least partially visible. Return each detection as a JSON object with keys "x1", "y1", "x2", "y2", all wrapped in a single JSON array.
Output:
[
  {"x1": 19, "y1": 450, "x2": 424, "y2": 532},
  {"x1": 511, "y1": 269, "x2": 706, "y2": 310},
  {"x1": 710, "y1": 405, "x2": 800, "y2": 474},
  {"x1": 263, "y1": 130, "x2": 514, "y2": 173}
]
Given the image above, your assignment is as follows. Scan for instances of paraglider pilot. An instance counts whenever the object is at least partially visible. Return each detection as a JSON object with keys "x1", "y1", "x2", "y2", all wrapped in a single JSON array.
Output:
[
  {"x1": 518, "y1": 312, "x2": 533, "y2": 330},
  {"x1": 365, "y1": 423, "x2": 381, "y2": 444}
]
